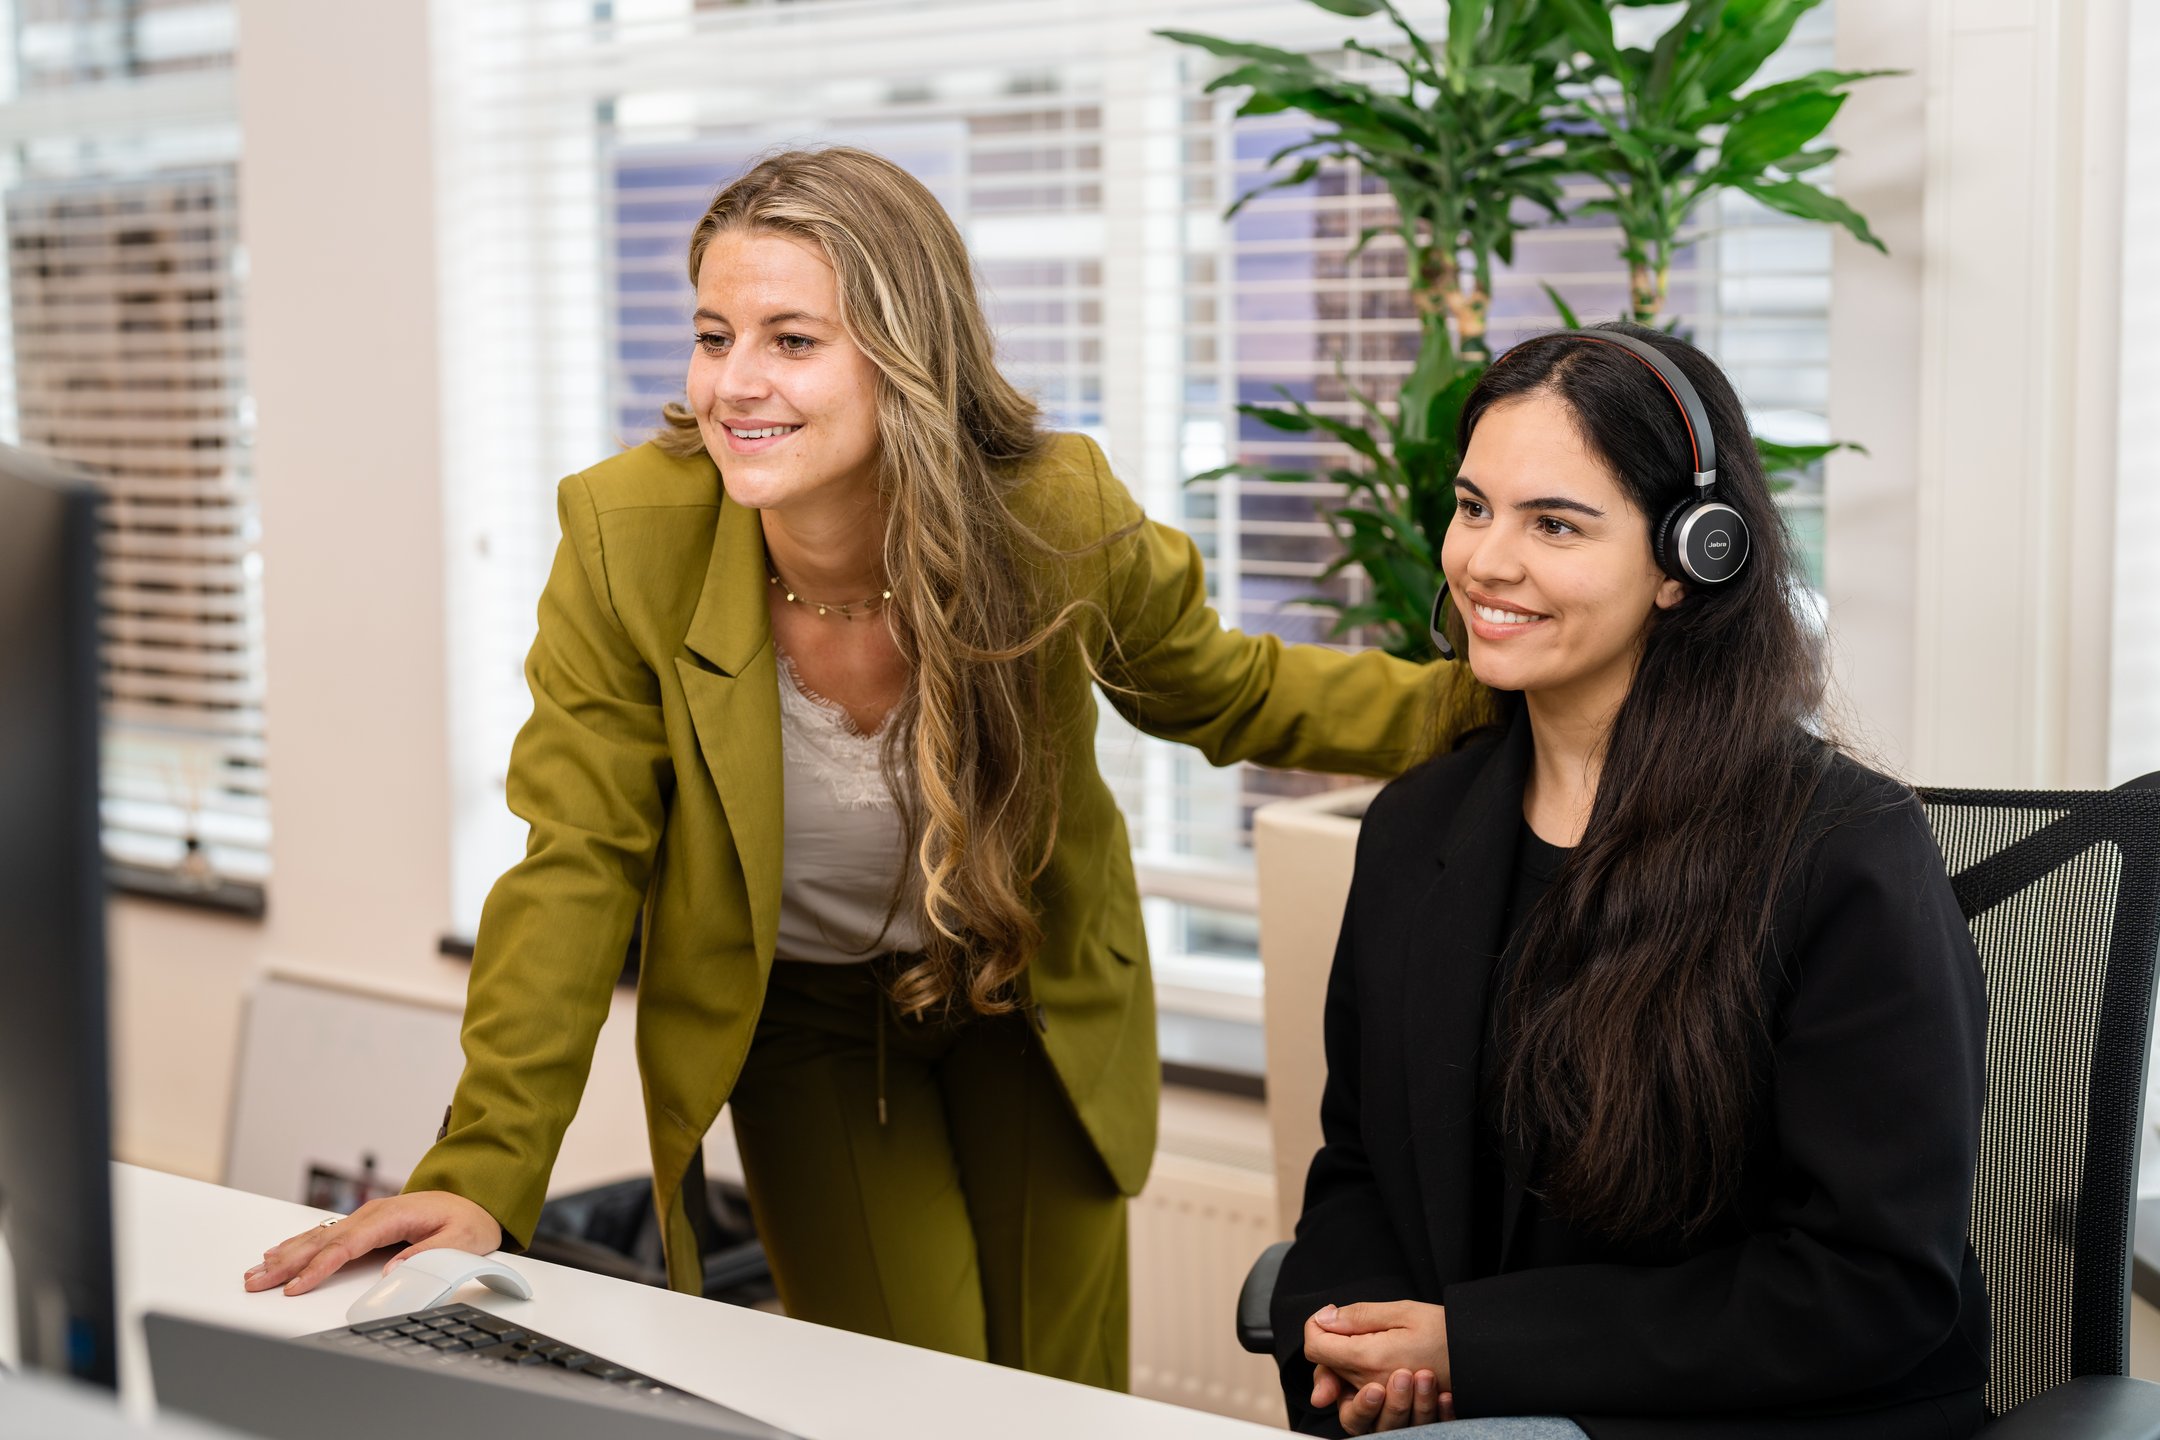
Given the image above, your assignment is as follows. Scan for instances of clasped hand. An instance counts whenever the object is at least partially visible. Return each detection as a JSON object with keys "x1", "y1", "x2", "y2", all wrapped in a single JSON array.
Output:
[{"x1": 1304, "y1": 1300, "x2": 1453, "y2": 1434}]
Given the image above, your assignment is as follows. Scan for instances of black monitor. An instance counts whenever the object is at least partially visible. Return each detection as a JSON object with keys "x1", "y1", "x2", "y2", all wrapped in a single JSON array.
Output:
[{"x1": 0, "y1": 442, "x2": 115, "y2": 1387}]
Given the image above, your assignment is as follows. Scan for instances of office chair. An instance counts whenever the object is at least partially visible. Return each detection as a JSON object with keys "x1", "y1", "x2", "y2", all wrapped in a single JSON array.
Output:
[{"x1": 1236, "y1": 773, "x2": 2160, "y2": 1437}]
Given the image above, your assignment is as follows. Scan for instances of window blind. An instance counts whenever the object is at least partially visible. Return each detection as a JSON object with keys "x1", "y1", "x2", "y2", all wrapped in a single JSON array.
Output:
[
  {"x1": 0, "y1": 1, "x2": 264, "y2": 906},
  {"x1": 434, "y1": 0, "x2": 1838, "y2": 974}
]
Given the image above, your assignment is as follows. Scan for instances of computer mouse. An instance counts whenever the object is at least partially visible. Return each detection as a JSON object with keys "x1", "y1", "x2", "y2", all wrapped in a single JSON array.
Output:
[{"x1": 344, "y1": 1247, "x2": 533, "y2": 1324}]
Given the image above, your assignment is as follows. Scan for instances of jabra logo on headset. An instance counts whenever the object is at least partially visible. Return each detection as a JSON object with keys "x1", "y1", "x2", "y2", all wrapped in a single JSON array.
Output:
[{"x1": 1704, "y1": 531, "x2": 1732, "y2": 560}]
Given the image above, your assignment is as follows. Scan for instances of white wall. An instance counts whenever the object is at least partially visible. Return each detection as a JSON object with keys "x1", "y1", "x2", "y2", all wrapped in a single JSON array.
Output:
[
  {"x1": 1911, "y1": 0, "x2": 2126, "y2": 788},
  {"x1": 1830, "y1": 0, "x2": 2130, "y2": 789},
  {"x1": 2112, "y1": 0, "x2": 2160, "y2": 786},
  {"x1": 1824, "y1": 2, "x2": 1928, "y2": 773}
]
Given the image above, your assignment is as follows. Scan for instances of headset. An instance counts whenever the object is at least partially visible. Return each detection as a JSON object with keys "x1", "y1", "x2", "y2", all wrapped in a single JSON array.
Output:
[{"x1": 1428, "y1": 328, "x2": 1750, "y2": 663}]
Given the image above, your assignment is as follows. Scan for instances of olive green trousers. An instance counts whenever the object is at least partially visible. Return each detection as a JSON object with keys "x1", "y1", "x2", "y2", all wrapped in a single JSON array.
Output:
[{"x1": 727, "y1": 959, "x2": 1130, "y2": 1390}]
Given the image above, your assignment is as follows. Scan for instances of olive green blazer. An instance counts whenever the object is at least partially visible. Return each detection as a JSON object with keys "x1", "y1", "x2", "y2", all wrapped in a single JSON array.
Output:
[{"x1": 405, "y1": 432, "x2": 1459, "y2": 1293}]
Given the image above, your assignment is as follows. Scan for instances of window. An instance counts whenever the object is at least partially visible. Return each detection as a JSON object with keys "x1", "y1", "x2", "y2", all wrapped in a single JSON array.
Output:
[
  {"x1": 0, "y1": 0, "x2": 265, "y2": 909},
  {"x1": 436, "y1": 0, "x2": 1837, "y2": 1005}
]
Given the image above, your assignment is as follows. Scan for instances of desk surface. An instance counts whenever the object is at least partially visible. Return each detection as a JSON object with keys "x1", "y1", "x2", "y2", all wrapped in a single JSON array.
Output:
[{"x1": 115, "y1": 1164, "x2": 1281, "y2": 1439}]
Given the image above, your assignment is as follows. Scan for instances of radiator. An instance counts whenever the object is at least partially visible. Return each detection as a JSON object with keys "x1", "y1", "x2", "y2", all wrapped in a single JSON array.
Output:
[{"x1": 1129, "y1": 1093, "x2": 1287, "y2": 1426}]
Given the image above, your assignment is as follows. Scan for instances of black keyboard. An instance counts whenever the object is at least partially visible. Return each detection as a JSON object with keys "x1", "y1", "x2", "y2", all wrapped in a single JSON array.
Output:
[{"x1": 303, "y1": 1302, "x2": 721, "y2": 1410}]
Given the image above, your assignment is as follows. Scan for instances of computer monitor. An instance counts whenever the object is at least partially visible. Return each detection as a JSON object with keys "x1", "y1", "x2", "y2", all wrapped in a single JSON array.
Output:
[{"x1": 0, "y1": 442, "x2": 116, "y2": 1387}]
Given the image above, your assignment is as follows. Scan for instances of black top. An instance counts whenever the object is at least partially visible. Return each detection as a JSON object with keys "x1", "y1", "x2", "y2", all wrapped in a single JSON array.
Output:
[
  {"x1": 1506, "y1": 828, "x2": 1573, "y2": 935},
  {"x1": 1271, "y1": 712, "x2": 1991, "y2": 1440},
  {"x1": 1473, "y1": 827, "x2": 1571, "y2": 1273}
]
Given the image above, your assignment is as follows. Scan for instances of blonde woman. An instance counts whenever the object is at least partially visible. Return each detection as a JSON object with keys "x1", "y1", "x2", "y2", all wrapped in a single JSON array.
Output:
[{"x1": 244, "y1": 147, "x2": 1476, "y2": 1387}]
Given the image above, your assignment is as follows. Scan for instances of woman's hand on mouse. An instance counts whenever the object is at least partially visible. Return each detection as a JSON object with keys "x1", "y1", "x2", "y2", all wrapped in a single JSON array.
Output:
[{"x1": 243, "y1": 1190, "x2": 503, "y2": 1297}]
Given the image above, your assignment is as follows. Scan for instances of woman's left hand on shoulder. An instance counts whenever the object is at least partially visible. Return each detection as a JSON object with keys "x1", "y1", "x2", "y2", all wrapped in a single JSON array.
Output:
[{"x1": 1304, "y1": 1299, "x2": 1451, "y2": 1400}]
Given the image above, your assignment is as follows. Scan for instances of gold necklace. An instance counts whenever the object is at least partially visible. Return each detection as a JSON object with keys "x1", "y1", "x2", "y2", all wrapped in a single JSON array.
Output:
[{"x1": 766, "y1": 565, "x2": 892, "y2": 620}]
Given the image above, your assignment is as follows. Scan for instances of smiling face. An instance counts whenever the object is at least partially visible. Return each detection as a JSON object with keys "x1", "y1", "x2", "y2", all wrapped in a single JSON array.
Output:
[
  {"x1": 684, "y1": 228, "x2": 885, "y2": 514},
  {"x1": 1440, "y1": 388, "x2": 1684, "y2": 708}
]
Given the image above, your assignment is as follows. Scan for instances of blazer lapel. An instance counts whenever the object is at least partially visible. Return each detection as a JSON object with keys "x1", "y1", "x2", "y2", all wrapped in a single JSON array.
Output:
[
  {"x1": 1403, "y1": 710, "x2": 1532, "y2": 1285},
  {"x1": 674, "y1": 491, "x2": 783, "y2": 966}
]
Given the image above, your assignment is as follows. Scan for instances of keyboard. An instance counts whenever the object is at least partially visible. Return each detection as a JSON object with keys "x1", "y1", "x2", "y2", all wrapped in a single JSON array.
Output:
[{"x1": 301, "y1": 1301, "x2": 721, "y2": 1412}]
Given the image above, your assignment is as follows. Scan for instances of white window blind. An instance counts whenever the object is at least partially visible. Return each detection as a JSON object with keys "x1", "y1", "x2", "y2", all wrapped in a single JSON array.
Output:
[
  {"x1": 434, "y1": 0, "x2": 1837, "y2": 975},
  {"x1": 0, "y1": 1, "x2": 265, "y2": 907}
]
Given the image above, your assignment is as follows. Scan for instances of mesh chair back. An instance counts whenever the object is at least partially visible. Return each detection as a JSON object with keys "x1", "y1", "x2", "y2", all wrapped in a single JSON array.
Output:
[{"x1": 1918, "y1": 778, "x2": 2160, "y2": 1416}]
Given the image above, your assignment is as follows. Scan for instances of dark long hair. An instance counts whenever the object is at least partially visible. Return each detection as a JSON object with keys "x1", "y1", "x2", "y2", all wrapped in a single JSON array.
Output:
[{"x1": 1470, "y1": 322, "x2": 1831, "y2": 1240}]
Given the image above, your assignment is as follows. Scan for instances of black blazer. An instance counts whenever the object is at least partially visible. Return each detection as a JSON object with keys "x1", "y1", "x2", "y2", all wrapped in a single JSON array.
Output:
[{"x1": 1272, "y1": 714, "x2": 1991, "y2": 1440}]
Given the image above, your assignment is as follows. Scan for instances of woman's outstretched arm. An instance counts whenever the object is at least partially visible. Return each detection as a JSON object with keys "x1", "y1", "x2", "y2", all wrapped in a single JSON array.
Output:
[
  {"x1": 401, "y1": 471, "x2": 678, "y2": 1250},
  {"x1": 1063, "y1": 434, "x2": 1484, "y2": 775}
]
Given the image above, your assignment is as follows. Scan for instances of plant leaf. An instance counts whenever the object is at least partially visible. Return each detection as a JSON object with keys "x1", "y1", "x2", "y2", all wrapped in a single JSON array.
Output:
[
  {"x1": 1221, "y1": 161, "x2": 1315, "y2": 220},
  {"x1": 1465, "y1": 63, "x2": 1536, "y2": 101},
  {"x1": 1773, "y1": 146, "x2": 1839, "y2": 174},
  {"x1": 1691, "y1": 0, "x2": 1821, "y2": 104},
  {"x1": 1540, "y1": 280, "x2": 1583, "y2": 329},
  {"x1": 1447, "y1": 0, "x2": 1482, "y2": 84},
  {"x1": 1550, "y1": 0, "x2": 1625, "y2": 79},
  {"x1": 1719, "y1": 89, "x2": 1843, "y2": 177},
  {"x1": 1396, "y1": 330, "x2": 1465, "y2": 444},
  {"x1": 1735, "y1": 176, "x2": 1886, "y2": 252},
  {"x1": 1244, "y1": 391, "x2": 1388, "y2": 465},
  {"x1": 1755, "y1": 435, "x2": 1866, "y2": 477},
  {"x1": 1348, "y1": 0, "x2": 1436, "y2": 80},
  {"x1": 1155, "y1": 30, "x2": 1327, "y2": 75},
  {"x1": 1685, "y1": 67, "x2": 1900, "y2": 126},
  {"x1": 1305, "y1": 0, "x2": 1387, "y2": 15},
  {"x1": 1243, "y1": 405, "x2": 1321, "y2": 435},
  {"x1": 1344, "y1": 224, "x2": 1387, "y2": 263},
  {"x1": 1645, "y1": 0, "x2": 1722, "y2": 117}
]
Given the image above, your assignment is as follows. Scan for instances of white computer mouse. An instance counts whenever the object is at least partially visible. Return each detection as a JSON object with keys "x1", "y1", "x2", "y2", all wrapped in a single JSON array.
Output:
[{"x1": 344, "y1": 1247, "x2": 533, "y2": 1324}]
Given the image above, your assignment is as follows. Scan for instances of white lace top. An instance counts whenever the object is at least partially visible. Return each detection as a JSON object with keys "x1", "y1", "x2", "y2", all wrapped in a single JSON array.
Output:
[{"x1": 775, "y1": 649, "x2": 923, "y2": 964}]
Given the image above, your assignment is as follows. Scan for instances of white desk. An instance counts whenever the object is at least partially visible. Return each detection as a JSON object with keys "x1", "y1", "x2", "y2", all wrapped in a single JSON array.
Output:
[{"x1": 113, "y1": 1164, "x2": 1283, "y2": 1439}]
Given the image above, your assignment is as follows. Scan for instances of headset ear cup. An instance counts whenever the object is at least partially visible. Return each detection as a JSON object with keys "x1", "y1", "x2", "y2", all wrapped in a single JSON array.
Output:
[
  {"x1": 1654, "y1": 500, "x2": 1694, "y2": 583},
  {"x1": 1673, "y1": 501, "x2": 1750, "y2": 584}
]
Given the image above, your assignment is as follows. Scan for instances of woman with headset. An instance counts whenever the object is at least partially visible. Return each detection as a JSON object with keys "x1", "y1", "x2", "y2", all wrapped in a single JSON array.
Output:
[
  {"x1": 1271, "y1": 324, "x2": 1990, "y2": 1437},
  {"x1": 242, "y1": 146, "x2": 1476, "y2": 1389}
]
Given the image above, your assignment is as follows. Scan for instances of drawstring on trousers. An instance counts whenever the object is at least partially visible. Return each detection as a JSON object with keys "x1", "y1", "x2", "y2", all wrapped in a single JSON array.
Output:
[{"x1": 875, "y1": 987, "x2": 889, "y2": 1127}]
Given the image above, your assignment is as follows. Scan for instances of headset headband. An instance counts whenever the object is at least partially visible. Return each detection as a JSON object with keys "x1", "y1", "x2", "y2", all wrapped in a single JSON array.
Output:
[{"x1": 1548, "y1": 330, "x2": 1718, "y2": 497}]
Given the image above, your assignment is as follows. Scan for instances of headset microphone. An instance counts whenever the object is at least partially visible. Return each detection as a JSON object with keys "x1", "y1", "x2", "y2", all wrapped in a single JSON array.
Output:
[{"x1": 1428, "y1": 582, "x2": 1457, "y2": 662}]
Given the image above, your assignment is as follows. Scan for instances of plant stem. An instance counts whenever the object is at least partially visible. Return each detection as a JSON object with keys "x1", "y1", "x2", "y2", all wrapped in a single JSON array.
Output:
[
  {"x1": 1628, "y1": 256, "x2": 1665, "y2": 326},
  {"x1": 1416, "y1": 245, "x2": 1490, "y2": 359},
  {"x1": 1447, "y1": 285, "x2": 1490, "y2": 359}
]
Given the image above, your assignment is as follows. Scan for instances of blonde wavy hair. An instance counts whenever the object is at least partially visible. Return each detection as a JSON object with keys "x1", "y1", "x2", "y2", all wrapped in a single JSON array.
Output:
[{"x1": 658, "y1": 146, "x2": 1100, "y2": 1018}]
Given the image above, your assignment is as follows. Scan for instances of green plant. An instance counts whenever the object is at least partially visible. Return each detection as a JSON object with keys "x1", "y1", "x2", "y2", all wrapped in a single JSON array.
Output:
[
  {"x1": 1552, "y1": 0, "x2": 1893, "y2": 326},
  {"x1": 1158, "y1": 0, "x2": 1578, "y2": 361},
  {"x1": 1191, "y1": 362, "x2": 1479, "y2": 662},
  {"x1": 1165, "y1": 0, "x2": 1892, "y2": 657},
  {"x1": 1161, "y1": 0, "x2": 1582, "y2": 658}
]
